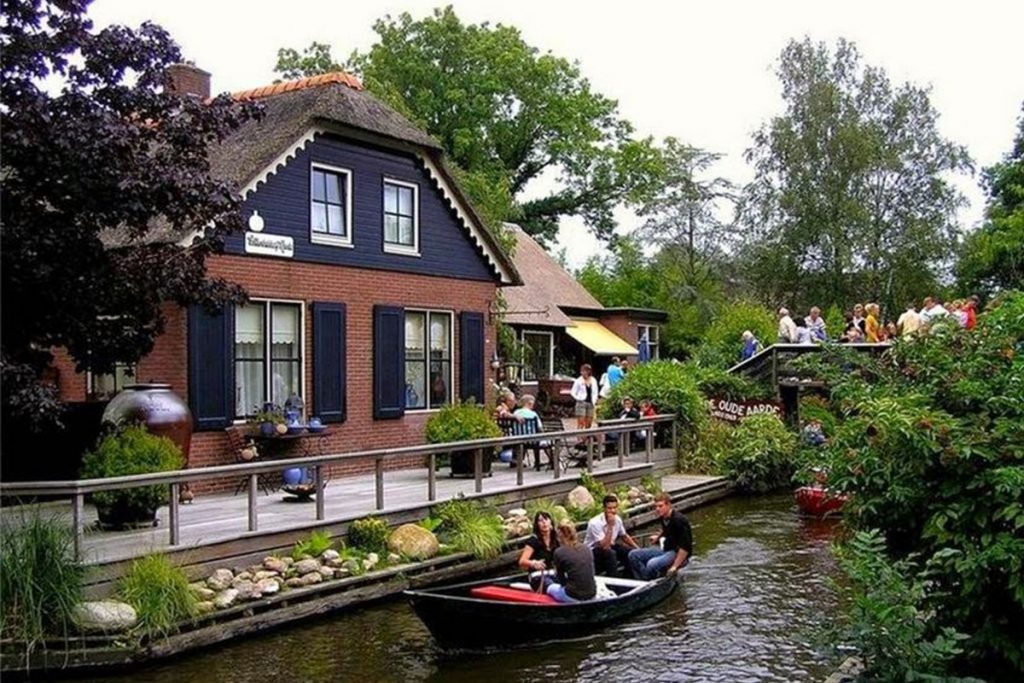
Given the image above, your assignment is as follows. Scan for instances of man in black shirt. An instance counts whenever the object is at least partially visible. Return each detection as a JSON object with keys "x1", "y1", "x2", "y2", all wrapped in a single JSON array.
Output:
[{"x1": 627, "y1": 492, "x2": 692, "y2": 580}]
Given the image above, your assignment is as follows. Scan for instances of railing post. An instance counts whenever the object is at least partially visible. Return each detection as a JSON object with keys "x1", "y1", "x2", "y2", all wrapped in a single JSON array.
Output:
[
  {"x1": 169, "y1": 483, "x2": 180, "y2": 546},
  {"x1": 72, "y1": 493, "x2": 84, "y2": 562},
  {"x1": 247, "y1": 474, "x2": 258, "y2": 532},
  {"x1": 515, "y1": 444, "x2": 524, "y2": 487},
  {"x1": 586, "y1": 435, "x2": 594, "y2": 471},
  {"x1": 671, "y1": 420, "x2": 678, "y2": 454},
  {"x1": 315, "y1": 465, "x2": 325, "y2": 521},
  {"x1": 645, "y1": 426, "x2": 653, "y2": 464},
  {"x1": 428, "y1": 454, "x2": 437, "y2": 502},
  {"x1": 474, "y1": 449, "x2": 483, "y2": 493},
  {"x1": 618, "y1": 432, "x2": 626, "y2": 469},
  {"x1": 375, "y1": 458, "x2": 384, "y2": 511}
]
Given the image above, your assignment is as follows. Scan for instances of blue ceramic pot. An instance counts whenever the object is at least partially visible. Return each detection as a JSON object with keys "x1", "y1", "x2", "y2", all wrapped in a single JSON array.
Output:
[
  {"x1": 282, "y1": 468, "x2": 303, "y2": 486},
  {"x1": 260, "y1": 422, "x2": 277, "y2": 438}
]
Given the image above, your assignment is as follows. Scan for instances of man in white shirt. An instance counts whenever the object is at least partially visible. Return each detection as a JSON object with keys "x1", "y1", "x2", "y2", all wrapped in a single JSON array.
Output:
[
  {"x1": 920, "y1": 297, "x2": 949, "y2": 326},
  {"x1": 584, "y1": 494, "x2": 639, "y2": 577},
  {"x1": 778, "y1": 308, "x2": 798, "y2": 343},
  {"x1": 806, "y1": 306, "x2": 827, "y2": 341},
  {"x1": 897, "y1": 304, "x2": 922, "y2": 337}
]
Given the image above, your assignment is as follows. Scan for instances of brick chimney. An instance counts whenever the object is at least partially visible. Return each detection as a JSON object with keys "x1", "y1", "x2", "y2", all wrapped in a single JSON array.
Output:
[{"x1": 165, "y1": 63, "x2": 211, "y2": 99}]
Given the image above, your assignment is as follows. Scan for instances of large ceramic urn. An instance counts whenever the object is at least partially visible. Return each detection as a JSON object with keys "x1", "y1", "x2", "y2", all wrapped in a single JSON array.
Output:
[{"x1": 102, "y1": 383, "x2": 193, "y2": 465}]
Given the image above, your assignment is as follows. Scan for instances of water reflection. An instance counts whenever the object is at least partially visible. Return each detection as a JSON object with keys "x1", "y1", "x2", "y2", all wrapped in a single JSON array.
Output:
[{"x1": 65, "y1": 494, "x2": 840, "y2": 683}]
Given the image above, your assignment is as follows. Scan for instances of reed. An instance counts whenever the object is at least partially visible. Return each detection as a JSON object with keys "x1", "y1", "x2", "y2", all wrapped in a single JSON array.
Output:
[{"x1": 117, "y1": 554, "x2": 196, "y2": 639}]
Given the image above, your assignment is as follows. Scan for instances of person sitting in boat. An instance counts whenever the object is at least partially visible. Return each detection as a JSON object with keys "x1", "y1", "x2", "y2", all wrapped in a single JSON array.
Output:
[
  {"x1": 585, "y1": 494, "x2": 639, "y2": 578},
  {"x1": 547, "y1": 519, "x2": 597, "y2": 603},
  {"x1": 628, "y1": 492, "x2": 692, "y2": 580},
  {"x1": 518, "y1": 511, "x2": 559, "y2": 587}
]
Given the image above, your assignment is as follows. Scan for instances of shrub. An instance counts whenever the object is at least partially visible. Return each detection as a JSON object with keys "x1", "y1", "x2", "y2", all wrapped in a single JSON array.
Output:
[
  {"x1": 798, "y1": 395, "x2": 837, "y2": 435},
  {"x1": 117, "y1": 554, "x2": 195, "y2": 638},
  {"x1": 525, "y1": 499, "x2": 570, "y2": 526},
  {"x1": 681, "y1": 419, "x2": 732, "y2": 475},
  {"x1": 601, "y1": 360, "x2": 708, "y2": 447},
  {"x1": 424, "y1": 401, "x2": 502, "y2": 444},
  {"x1": 0, "y1": 510, "x2": 83, "y2": 653},
  {"x1": 687, "y1": 362, "x2": 772, "y2": 401},
  {"x1": 80, "y1": 424, "x2": 184, "y2": 523},
  {"x1": 434, "y1": 497, "x2": 477, "y2": 533},
  {"x1": 347, "y1": 518, "x2": 390, "y2": 554},
  {"x1": 292, "y1": 530, "x2": 334, "y2": 559},
  {"x1": 696, "y1": 300, "x2": 777, "y2": 368},
  {"x1": 716, "y1": 413, "x2": 797, "y2": 493},
  {"x1": 449, "y1": 511, "x2": 506, "y2": 559}
]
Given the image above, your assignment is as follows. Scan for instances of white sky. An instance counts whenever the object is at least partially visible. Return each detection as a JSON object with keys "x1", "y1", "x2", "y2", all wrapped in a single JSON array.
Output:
[{"x1": 92, "y1": 0, "x2": 1024, "y2": 269}]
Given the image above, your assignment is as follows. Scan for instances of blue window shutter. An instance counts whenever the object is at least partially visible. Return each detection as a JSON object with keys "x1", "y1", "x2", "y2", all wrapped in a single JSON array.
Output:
[
  {"x1": 187, "y1": 304, "x2": 234, "y2": 431},
  {"x1": 313, "y1": 302, "x2": 346, "y2": 424},
  {"x1": 373, "y1": 305, "x2": 405, "y2": 419},
  {"x1": 459, "y1": 311, "x2": 485, "y2": 404}
]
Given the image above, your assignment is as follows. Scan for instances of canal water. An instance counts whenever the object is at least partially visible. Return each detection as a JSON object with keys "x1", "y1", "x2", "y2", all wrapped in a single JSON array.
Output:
[{"x1": 77, "y1": 494, "x2": 842, "y2": 682}]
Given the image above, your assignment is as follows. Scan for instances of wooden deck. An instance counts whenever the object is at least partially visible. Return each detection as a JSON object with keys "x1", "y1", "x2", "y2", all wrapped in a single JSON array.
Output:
[{"x1": 3, "y1": 446, "x2": 721, "y2": 569}]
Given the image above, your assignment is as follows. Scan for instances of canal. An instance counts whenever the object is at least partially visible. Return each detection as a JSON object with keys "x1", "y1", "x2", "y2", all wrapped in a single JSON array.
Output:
[{"x1": 73, "y1": 494, "x2": 842, "y2": 682}]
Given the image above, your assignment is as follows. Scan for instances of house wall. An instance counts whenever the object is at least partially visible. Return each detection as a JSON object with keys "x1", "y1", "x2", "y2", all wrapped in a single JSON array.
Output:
[{"x1": 55, "y1": 254, "x2": 497, "y2": 494}]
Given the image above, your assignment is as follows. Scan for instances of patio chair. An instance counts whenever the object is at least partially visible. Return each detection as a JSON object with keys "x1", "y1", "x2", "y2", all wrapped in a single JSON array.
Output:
[{"x1": 225, "y1": 425, "x2": 275, "y2": 496}]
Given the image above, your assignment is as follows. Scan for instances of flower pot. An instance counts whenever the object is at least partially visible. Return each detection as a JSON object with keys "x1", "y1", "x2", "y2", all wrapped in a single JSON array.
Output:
[
  {"x1": 95, "y1": 499, "x2": 159, "y2": 530},
  {"x1": 449, "y1": 448, "x2": 493, "y2": 479},
  {"x1": 260, "y1": 422, "x2": 277, "y2": 438},
  {"x1": 102, "y1": 383, "x2": 193, "y2": 466},
  {"x1": 282, "y1": 468, "x2": 304, "y2": 486}
]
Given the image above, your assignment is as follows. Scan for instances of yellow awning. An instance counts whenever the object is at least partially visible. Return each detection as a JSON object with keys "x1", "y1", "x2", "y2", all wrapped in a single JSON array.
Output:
[{"x1": 565, "y1": 319, "x2": 637, "y2": 356}]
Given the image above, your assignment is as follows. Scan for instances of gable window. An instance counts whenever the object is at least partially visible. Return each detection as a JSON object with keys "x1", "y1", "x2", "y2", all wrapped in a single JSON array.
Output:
[
  {"x1": 383, "y1": 178, "x2": 419, "y2": 255},
  {"x1": 310, "y1": 163, "x2": 352, "y2": 247},
  {"x1": 88, "y1": 363, "x2": 136, "y2": 400},
  {"x1": 235, "y1": 301, "x2": 304, "y2": 417},
  {"x1": 521, "y1": 330, "x2": 554, "y2": 382},
  {"x1": 638, "y1": 324, "x2": 660, "y2": 360},
  {"x1": 404, "y1": 310, "x2": 452, "y2": 410}
]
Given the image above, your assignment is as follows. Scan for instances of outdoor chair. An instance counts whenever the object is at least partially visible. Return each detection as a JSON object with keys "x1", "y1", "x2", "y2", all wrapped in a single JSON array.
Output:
[
  {"x1": 495, "y1": 416, "x2": 555, "y2": 470},
  {"x1": 225, "y1": 425, "x2": 275, "y2": 496}
]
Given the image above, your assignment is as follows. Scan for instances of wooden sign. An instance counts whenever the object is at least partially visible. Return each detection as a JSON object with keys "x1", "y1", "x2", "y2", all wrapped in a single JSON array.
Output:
[{"x1": 707, "y1": 397, "x2": 783, "y2": 424}]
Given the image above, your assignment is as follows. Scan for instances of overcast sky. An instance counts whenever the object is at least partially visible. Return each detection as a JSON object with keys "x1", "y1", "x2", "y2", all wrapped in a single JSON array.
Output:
[{"x1": 92, "y1": 0, "x2": 1024, "y2": 268}]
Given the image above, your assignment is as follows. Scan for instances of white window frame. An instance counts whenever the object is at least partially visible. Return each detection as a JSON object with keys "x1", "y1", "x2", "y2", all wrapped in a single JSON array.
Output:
[
  {"x1": 404, "y1": 308, "x2": 454, "y2": 412},
  {"x1": 638, "y1": 324, "x2": 660, "y2": 360},
  {"x1": 520, "y1": 329, "x2": 555, "y2": 384},
  {"x1": 310, "y1": 162, "x2": 354, "y2": 248},
  {"x1": 233, "y1": 298, "x2": 307, "y2": 421},
  {"x1": 382, "y1": 177, "x2": 420, "y2": 256}
]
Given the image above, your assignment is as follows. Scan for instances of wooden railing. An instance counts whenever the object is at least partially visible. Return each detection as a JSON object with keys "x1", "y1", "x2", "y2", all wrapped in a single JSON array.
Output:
[
  {"x1": 728, "y1": 342, "x2": 892, "y2": 382},
  {"x1": 0, "y1": 415, "x2": 677, "y2": 560}
]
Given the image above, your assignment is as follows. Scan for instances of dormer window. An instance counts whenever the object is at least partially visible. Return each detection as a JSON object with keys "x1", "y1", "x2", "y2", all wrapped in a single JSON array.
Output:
[
  {"x1": 310, "y1": 163, "x2": 353, "y2": 247},
  {"x1": 383, "y1": 178, "x2": 419, "y2": 255}
]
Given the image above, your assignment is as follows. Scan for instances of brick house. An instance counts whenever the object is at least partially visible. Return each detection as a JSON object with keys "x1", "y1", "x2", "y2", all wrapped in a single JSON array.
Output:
[
  {"x1": 51, "y1": 66, "x2": 520, "y2": 490},
  {"x1": 502, "y1": 225, "x2": 666, "y2": 391}
]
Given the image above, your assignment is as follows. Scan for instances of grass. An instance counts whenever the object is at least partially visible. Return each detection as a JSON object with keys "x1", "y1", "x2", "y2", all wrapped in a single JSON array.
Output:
[
  {"x1": 0, "y1": 509, "x2": 83, "y2": 654},
  {"x1": 292, "y1": 529, "x2": 333, "y2": 560},
  {"x1": 524, "y1": 498, "x2": 570, "y2": 525},
  {"x1": 449, "y1": 511, "x2": 506, "y2": 559},
  {"x1": 117, "y1": 554, "x2": 196, "y2": 639}
]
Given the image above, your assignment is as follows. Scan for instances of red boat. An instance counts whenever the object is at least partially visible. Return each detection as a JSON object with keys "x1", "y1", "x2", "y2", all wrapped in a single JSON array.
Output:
[{"x1": 795, "y1": 485, "x2": 848, "y2": 516}]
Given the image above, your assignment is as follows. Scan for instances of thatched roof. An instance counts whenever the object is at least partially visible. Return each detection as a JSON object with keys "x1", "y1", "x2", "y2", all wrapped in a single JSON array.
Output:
[{"x1": 502, "y1": 225, "x2": 602, "y2": 328}]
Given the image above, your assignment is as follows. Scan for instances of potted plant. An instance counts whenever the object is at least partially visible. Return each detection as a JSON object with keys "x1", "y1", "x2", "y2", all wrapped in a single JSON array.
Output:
[
  {"x1": 425, "y1": 401, "x2": 502, "y2": 478},
  {"x1": 250, "y1": 406, "x2": 285, "y2": 437},
  {"x1": 80, "y1": 424, "x2": 184, "y2": 529}
]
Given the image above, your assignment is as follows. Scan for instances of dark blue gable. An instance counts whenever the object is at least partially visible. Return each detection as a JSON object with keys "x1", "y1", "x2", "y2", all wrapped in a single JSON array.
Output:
[{"x1": 225, "y1": 133, "x2": 496, "y2": 282}]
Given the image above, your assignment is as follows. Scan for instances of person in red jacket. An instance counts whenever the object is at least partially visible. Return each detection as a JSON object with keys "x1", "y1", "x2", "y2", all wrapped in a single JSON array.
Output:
[{"x1": 966, "y1": 295, "x2": 979, "y2": 330}]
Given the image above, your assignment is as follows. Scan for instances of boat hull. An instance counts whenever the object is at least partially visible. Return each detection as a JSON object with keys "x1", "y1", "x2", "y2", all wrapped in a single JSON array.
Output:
[
  {"x1": 795, "y1": 485, "x2": 848, "y2": 516},
  {"x1": 405, "y1": 573, "x2": 678, "y2": 647}
]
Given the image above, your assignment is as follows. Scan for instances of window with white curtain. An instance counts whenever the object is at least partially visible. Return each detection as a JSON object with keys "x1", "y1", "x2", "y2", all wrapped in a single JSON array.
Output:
[
  {"x1": 404, "y1": 310, "x2": 451, "y2": 410},
  {"x1": 235, "y1": 301, "x2": 303, "y2": 417},
  {"x1": 638, "y1": 324, "x2": 660, "y2": 360}
]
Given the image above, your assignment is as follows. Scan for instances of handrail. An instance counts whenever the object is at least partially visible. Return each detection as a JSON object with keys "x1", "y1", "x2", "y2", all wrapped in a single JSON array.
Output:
[
  {"x1": 0, "y1": 415, "x2": 678, "y2": 560},
  {"x1": 727, "y1": 341, "x2": 892, "y2": 375}
]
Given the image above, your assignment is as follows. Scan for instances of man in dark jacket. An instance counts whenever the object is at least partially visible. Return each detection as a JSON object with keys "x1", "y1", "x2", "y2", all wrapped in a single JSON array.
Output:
[{"x1": 627, "y1": 492, "x2": 692, "y2": 580}]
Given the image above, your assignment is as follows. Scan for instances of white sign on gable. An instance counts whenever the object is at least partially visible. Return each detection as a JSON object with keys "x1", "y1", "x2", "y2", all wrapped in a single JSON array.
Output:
[{"x1": 244, "y1": 231, "x2": 294, "y2": 258}]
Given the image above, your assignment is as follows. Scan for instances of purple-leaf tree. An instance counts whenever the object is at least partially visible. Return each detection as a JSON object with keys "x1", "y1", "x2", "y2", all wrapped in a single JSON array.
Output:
[{"x1": 1, "y1": 0, "x2": 260, "y2": 429}]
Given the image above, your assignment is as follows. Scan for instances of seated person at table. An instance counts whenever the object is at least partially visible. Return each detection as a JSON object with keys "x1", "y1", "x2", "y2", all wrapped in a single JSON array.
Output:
[
  {"x1": 628, "y1": 492, "x2": 692, "y2": 580},
  {"x1": 585, "y1": 494, "x2": 639, "y2": 577},
  {"x1": 605, "y1": 396, "x2": 642, "y2": 451},
  {"x1": 495, "y1": 390, "x2": 520, "y2": 420},
  {"x1": 547, "y1": 520, "x2": 597, "y2": 603},
  {"x1": 514, "y1": 395, "x2": 552, "y2": 469},
  {"x1": 518, "y1": 511, "x2": 559, "y2": 588}
]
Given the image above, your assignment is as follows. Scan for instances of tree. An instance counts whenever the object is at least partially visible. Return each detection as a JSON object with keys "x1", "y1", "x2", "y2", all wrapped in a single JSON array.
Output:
[
  {"x1": 739, "y1": 38, "x2": 972, "y2": 313},
  {"x1": 275, "y1": 7, "x2": 665, "y2": 244},
  {"x1": 1, "y1": 0, "x2": 259, "y2": 428},
  {"x1": 957, "y1": 103, "x2": 1024, "y2": 297}
]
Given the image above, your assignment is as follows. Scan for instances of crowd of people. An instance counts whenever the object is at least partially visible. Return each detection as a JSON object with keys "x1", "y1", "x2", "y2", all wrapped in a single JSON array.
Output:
[
  {"x1": 517, "y1": 492, "x2": 693, "y2": 603},
  {"x1": 740, "y1": 295, "x2": 981, "y2": 360}
]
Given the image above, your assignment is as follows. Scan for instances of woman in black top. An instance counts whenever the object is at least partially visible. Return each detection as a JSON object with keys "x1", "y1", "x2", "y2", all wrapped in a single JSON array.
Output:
[{"x1": 518, "y1": 512, "x2": 558, "y2": 572}]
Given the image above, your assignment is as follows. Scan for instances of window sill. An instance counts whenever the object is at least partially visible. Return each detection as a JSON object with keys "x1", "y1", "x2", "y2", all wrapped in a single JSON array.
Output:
[
  {"x1": 311, "y1": 234, "x2": 354, "y2": 248},
  {"x1": 383, "y1": 244, "x2": 420, "y2": 257}
]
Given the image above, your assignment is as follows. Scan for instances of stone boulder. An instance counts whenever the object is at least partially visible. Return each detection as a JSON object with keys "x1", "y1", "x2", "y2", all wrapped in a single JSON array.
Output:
[
  {"x1": 294, "y1": 558, "x2": 321, "y2": 576},
  {"x1": 234, "y1": 580, "x2": 260, "y2": 601},
  {"x1": 256, "y1": 578, "x2": 280, "y2": 595},
  {"x1": 213, "y1": 589, "x2": 239, "y2": 609},
  {"x1": 72, "y1": 600, "x2": 137, "y2": 634},
  {"x1": 387, "y1": 523, "x2": 439, "y2": 561},
  {"x1": 299, "y1": 571, "x2": 322, "y2": 587},
  {"x1": 189, "y1": 582, "x2": 215, "y2": 601},
  {"x1": 321, "y1": 549, "x2": 340, "y2": 563},
  {"x1": 263, "y1": 557, "x2": 288, "y2": 574},
  {"x1": 206, "y1": 568, "x2": 234, "y2": 591},
  {"x1": 567, "y1": 485, "x2": 595, "y2": 511}
]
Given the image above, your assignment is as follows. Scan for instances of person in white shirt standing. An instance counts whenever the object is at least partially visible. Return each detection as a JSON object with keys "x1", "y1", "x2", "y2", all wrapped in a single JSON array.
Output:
[
  {"x1": 897, "y1": 304, "x2": 922, "y2": 337},
  {"x1": 778, "y1": 308, "x2": 798, "y2": 343},
  {"x1": 570, "y1": 363, "x2": 600, "y2": 429}
]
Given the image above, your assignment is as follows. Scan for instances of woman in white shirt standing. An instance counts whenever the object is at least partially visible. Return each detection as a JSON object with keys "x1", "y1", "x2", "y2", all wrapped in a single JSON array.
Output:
[{"x1": 570, "y1": 363, "x2": 600, "y2": 429}]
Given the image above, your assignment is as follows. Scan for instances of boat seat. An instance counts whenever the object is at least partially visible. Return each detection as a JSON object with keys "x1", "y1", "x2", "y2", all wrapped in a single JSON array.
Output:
[{"x1": 469, "y1": 585, "x2": 558, "y2": 605}]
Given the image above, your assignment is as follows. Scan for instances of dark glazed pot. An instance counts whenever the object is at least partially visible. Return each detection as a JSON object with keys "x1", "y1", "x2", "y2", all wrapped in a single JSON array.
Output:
[{"x1": 102, "y1": 383, "x2": 193, "y2": 466}]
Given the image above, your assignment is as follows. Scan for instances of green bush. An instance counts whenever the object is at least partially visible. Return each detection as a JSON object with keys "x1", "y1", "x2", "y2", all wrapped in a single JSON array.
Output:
[
  {"x1": 80, "y1": 424, "x2": 184, "y2": 521},
  {"x1": 833, "y1": 530, "x2": 969, "y2": 680},
  {"x1": 525, "y1": 499, "x2": 570, "y2": 526},
  {"x1": 117, "y1": 554, "x2": 195, "y2": 638},
  {"x1": 695, "y1": 300, "x2": 776, "y2": 368},
  {"x1": 433, "y1": 498, "x2": 506, "y2": 559},
  {"x1": 347, "y1": 517, "x2": 390, "y2": 554},
  {"x1": 681, "y1": 419, "x2": 732, "y2": 475},
  {"x1": 687, "y1": 362, "x2": 772, "y2": 401},
  {"x1": 716, "y1": 413, "x2": 797, "y2": 493},
  {"x1": 0, "y1": 510, "x2": 83, "y2": 653},
  {"x1": 601, "y1": 360, "x2": 708, "y2": 447},
  {"x1": 292, "y1": 529, "x2": 334, "y2": 560},
  {"x1": 424, "y1": 401, "x2": 502, "y2": 444},
  {"x1": 434, "y1": 497, "x2": 477, "y2": 532}
]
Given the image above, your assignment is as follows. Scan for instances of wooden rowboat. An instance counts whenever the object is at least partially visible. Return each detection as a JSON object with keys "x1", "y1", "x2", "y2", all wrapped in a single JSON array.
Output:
[
  {"x1": 795, "y1": 485, "x2": 848, "y2": 517},
  {"x1": 404, "y1": 572, "x2": 678, "y2": 647}
]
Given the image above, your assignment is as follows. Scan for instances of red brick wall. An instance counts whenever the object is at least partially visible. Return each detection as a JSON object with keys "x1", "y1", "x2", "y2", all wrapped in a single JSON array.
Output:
[
  {"x1": 57, "y1": 254, "x2": 499, "y2": 494},
  {"x1": 599, "y1": 313, "x2": 640, "y2": 362}
]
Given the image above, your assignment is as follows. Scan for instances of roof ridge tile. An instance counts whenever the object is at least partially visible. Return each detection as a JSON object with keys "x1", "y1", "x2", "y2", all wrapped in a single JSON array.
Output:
[{"x1": 231, "y1": 71, "x2": 364, "y2": 102}]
